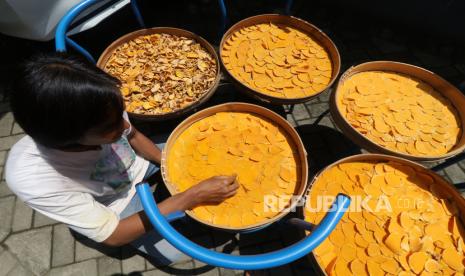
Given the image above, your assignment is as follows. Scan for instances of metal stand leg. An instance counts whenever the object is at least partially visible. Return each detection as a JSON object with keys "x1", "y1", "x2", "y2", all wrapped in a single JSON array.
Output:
[
  {"x1": 312, "y1": 109, "x2": 330, "y2": 125},
  {"x1": 454, "y1": 183, "x2": 465, "y2": 190},
  {"x1": 286, "y1": 104, "x2": 295, "y2": 114},
  {"x1": 430, "y1": 152, "x2": 465, "y2": 190},
  {"x1": 286, "y1": 218, "x2": 315, "y2": 231},
  {"x1": 130, "y1": 0, "x2": 146, "y2": 28},
  {"x1": 458, "y1": 81, "x2": 465, "y2": 91},
  {"x1": 285, "y1": 0, "x2": 294, "y2": 15},
  {"x1": 65, "y1": 37, "x2": 96, "y2": 63},
  {"x1": 218, "y1": 0, "x2": 228, "y2": 41},
  {"x1": 431, "y1": 152, "x2": 465, "y2": 172}
]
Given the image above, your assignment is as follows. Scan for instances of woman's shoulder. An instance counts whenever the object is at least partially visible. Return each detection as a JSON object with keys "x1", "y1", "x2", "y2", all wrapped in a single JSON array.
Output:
[
  {"x1": 6, "y1": 135, "x2": 40, "y2": 170},
  {"x1": 5, "y1": 136, "x2": 61, "y2": 199},
  {"x1": 6, "y1": 135, "x2": 42, "y2": 167}
]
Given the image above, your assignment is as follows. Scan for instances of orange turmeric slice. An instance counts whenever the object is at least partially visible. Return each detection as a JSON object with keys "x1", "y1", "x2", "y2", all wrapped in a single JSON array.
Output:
[
  {"x1": 443, "y1": 248, "x2": 464, "y2": 272},
  {"x1": 408, "y1": 251, "x2": 428, "y2": 274},
  {"x1": 385, "y1": 232, "x2": 403, "y2": 254}
]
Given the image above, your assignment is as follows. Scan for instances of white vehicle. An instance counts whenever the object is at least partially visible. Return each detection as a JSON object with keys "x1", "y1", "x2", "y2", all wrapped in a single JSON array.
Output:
[{"x1": 0, "y1": 0, "x2": 130, "y2": 41}]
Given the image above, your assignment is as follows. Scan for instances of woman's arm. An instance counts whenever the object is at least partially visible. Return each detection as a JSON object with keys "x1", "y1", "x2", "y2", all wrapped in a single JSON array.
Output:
[
  {"x1": 103, "y1": 175, "x2": 239, "y2": 247},
  {"x1": 127, "y1": 127, "x2": 162, "y2": 164},
  {"x1": 102, "y1": 190, "x2": 192, "y2": 246}
]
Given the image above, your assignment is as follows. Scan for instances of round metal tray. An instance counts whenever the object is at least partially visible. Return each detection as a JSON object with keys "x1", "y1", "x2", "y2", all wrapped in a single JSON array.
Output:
[
  {"x1": 219, "y1": 14, "x2": 341, "y2": 105},
  {"x1": 305, "y1": 153, "x2": 465, "y2": 275},
  {"x1": 97, "y1": 27, "x2": 221, "y2": 121},
  {"x1": 330, "y1": 61, "x2": 465, "y2": 162},
  {"x1": 160, "y1": 102, "x2": 309, "y2": 232}
]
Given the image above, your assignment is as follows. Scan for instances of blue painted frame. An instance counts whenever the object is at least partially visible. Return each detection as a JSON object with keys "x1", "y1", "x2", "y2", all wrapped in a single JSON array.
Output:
[
  {"x1": 56, "y1": 0, "x2": 294, "y2": 61},
  {"x1": 136, "y1": 182, "x2": 350, "y2": 270},
  {"x1": 55, "y1": 0, "x2": 145, "y2": 63}
]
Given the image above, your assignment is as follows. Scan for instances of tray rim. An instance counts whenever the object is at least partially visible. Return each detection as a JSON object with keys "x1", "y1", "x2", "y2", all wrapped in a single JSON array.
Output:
[
  {"x1": 304, "y1": 153, "x2": 465, "y2": 275},
  {"x1": 160, "y1": 102, "x2": 309, "y2": 232},
  {"x1": 219, "y1": 14, "x2": 341, "y2": 105},
  {"x1": 330, "y1": 60, "x2": 465, "y2": 162},
  {"x1": 97, "y1": 27, "x2": 221, "y2": 121}
]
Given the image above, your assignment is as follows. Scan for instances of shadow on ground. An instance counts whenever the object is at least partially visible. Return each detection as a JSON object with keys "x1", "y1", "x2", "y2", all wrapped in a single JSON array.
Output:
[{"x1": 296, "y1": 124, "x2": 362, "y2": 177}]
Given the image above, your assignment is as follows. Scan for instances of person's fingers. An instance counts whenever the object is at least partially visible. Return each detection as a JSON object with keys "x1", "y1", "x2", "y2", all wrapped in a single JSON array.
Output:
[
  {"x1": 217, "y1": 175, "x2": 237, "y2": 185},
  {"x1": 224, "y1": 189, "x2": 238, "y2": 198},
  {"x1": 230, "y1": 176, "x2": 239, "y2": 185},
  {"x1": 227, "y1": 180, "x2": 239, "y2": 192},
  {"x1": 215, "y1": 174, "x2": 235, "y2": 179}
]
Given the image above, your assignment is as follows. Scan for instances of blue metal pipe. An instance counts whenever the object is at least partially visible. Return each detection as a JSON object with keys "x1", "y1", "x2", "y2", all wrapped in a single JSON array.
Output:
[
  {"x1": 55, "y1": 0, "x2": 100, "y2": 52},
  {"x1": 136, "y1": 182, "x2": 350, "y2": 270},
  {"x1": 165, "y1": 210, "x2": 186, "y2": 222},
  {"x1": 56, "y1": 0, "x2": 146, "y2": 62}
]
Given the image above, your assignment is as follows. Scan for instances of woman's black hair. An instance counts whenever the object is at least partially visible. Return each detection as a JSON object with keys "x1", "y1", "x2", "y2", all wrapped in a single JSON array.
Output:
[{"x1": 10, "y1": 52, "x2": 124, "y2": 149}]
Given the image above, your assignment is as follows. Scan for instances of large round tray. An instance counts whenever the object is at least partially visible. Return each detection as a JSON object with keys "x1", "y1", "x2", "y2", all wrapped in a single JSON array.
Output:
[
  {"x1": 305, "y1": 153, "x2": 465, "y2": 275},
  {"x1": 97, "y1": 27, "x2": 221, "y2": 121},
  {"x1": 330, "y1": 61, "x2": 465, "y2": 162},
  {"x1": 161, "y1": 102, "x2": 309, "y2": 232},
  {"x1": 219, "y1": 14, "x2": 341, "y2": 105}
]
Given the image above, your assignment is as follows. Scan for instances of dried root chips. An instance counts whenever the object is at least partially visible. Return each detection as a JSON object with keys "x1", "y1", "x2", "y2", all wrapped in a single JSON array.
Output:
[
  {"x1": 306, "y1": 160, "x2": 465, "y2": 275},
  {"x1": 103, "y1": 33, "x2": 217, "y2": 115},
  {"x1": 337, "y1": 71, "x2": 461, "y2": 157},
  {"x1": 166, "y1": 112, "x2": 300, "y2": 227},
  {"x1": 221, "y1": 23, "x2": 333, "y2": 99}
]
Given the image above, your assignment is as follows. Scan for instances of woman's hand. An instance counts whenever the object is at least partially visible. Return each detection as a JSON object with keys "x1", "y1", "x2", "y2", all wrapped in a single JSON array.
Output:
[
  {"x1": 103, "y1": 175, "x2": 238, "y2": 246},
  {"x1": 184, "y1": 175, "x2": 239, "y2": 209}
]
